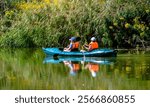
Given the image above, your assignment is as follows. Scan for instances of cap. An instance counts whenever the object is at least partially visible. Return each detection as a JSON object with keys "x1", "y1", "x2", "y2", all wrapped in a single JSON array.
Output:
[
  {"x1": 69, "y1": 37, "x2": 76, "y2": 41},
  {"x1": 91, "y1": 37, "x2": 96, "y2": 41}
]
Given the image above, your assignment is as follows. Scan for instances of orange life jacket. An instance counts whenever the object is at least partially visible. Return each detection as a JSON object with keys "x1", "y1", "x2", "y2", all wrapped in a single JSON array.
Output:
[
  {"x1": 72, "y1": 42, "x2": 79, "y2": 49},
  {"x1": 89, "y1": 42, "x2": 98, "y2": 51},
  {"x1": 72, "y1": 63, "x2": 80, "y2": 71},
  {"x1": 89, "y1": 63, "x2": 99, "y2": 72}
]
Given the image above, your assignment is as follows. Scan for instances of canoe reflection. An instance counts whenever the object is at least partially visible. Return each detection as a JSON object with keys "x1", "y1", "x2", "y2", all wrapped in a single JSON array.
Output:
[
  {"x1": 43, "y1": 57, "x2": 116, "y2": 77},
  {"x1": 44, "y1": 57, "x2": 115, "y2": 64}
]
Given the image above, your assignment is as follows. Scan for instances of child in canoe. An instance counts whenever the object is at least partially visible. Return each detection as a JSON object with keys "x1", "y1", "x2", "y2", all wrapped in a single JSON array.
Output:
[
  {"x1": 64, "y1": 37, "x2": 80, "y2": 52},
  {"x1": 83, "y1": 37, "x2": 99, "y2": 51}
]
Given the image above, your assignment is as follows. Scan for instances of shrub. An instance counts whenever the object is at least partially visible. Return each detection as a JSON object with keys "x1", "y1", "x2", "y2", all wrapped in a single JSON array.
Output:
[{"x1": 0, "y1": 0, "x2": 150, "y2": 48}]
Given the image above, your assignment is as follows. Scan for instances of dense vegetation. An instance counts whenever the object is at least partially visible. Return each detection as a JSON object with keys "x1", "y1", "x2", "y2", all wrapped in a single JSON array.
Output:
[{"x1": 0, "y1": 0, "x2": 150, "y2": 48}]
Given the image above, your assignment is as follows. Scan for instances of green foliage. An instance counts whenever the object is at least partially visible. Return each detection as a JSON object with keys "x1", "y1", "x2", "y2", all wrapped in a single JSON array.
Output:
[
  {"x1": 0, "y1": 0, "x2": 150, "y2": 48},
  {"x1": 100, "y1": 0, "x2": 150, "y2": 48}
]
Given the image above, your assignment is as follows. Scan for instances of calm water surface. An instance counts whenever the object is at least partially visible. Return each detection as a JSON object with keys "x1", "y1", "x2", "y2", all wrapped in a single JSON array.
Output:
[{"x1": 0, "y1": 48, "x2": 150, "y2": 90}]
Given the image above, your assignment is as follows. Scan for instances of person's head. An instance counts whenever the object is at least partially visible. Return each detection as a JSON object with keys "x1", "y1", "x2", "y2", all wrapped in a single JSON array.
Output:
[
  {"x1": 91, "y1": 37, "x2": 96, "y2": 42},
  {"x1": 69, "y1": 37, "x2": 76, "y2": 42}
]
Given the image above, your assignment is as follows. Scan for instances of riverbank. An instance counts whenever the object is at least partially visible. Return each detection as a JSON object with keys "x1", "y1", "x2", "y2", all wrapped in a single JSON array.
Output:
[{"x1": 0, "y1": 0, "x2": 150, "y2": 48}]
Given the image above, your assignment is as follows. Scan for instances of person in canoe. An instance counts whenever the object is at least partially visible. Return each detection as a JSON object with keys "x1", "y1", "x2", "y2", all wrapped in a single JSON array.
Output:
[
  {"x1": 64, "y1": 37, "x2": 80, "y2": 52},
  {"x1": 83, "y1": 37, "x2": 99, "y2": 51}
]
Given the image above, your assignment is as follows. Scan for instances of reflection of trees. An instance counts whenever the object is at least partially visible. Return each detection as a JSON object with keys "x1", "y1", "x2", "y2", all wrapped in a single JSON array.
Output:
[
  {"x1": 1, "y1": 49, "x2": 150, "y2": 90},
  {"x1": 141, "y1": 63, "x2": 150, "y2": 80},
  {"x1": 98, "y1": 56, "x2": 150, "y2": 89},
  {"x1": 0, "y1": 48, "x2": 47, "y2": 89},
  {"x1": 111, "y1": 57, "x2": 150, "y2": 80}
]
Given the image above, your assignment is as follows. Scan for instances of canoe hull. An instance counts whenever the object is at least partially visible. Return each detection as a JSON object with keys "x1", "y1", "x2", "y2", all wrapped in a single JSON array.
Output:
[{"x1": 42, "y1": 48, "x2": 117, "y2": 57}]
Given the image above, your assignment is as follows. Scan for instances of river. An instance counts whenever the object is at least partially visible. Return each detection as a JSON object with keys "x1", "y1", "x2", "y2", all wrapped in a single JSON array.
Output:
[{"x1": 0, "y1": 48, "x2": 150, "y2": 90}]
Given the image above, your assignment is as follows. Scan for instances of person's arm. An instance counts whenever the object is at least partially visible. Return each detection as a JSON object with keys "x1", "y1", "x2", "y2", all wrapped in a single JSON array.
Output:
[
  {"x1": 68, "y1": 43, "x2": 73, "y2": 50},
  {"x1": 88, "y1": 44, "x2": 92, "y2": 51},
  {"x1": 84, "y1": 44, "x2": 89, "y2": 47},
  {"x1": 83, "y1": 44, "x2": 89, "y2": 50}
]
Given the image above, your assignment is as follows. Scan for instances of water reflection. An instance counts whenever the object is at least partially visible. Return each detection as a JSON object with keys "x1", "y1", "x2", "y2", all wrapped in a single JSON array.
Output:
[
  {"x1": 84, "y1": 62, "x2": 99, "y2": 77},
  {"x1": 63, "y1": 61, "x2": 80, "y2": 76},
  {"x1": 0, "y1": 48, "x2": 150, "y2": 89},
  {"x1": 43, "y1": 57, "x2": 115, "y2": 77},
  {"x1": 43, "y1": 57, "x2": 115, "y2": 65}
]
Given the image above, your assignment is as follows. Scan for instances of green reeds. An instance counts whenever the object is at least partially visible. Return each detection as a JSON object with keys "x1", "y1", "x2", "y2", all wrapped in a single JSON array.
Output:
[{"x1": 0, "y1": 0, "x2": 150, "y2": 48}]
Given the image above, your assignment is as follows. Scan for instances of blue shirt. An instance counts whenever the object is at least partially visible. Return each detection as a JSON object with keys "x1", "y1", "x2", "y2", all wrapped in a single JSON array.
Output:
[{"x1": 68, "y1": 43, "x2": 73, "y2": 49}]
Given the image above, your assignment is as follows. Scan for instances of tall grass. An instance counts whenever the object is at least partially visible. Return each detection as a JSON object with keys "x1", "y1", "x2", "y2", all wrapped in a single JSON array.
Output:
[{"x1": 0, "y1": 0, "x2": 150, "y2": 48}]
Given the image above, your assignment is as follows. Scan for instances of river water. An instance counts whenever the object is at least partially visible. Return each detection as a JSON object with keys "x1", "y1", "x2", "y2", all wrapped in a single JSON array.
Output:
[{"x1": 0, "y1": 48, "x2": 150, "y2": 90}]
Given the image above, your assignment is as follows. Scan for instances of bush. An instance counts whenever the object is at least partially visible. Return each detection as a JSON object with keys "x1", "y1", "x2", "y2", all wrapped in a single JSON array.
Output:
[{"x1": 0, "y1": 0, "x2": 150, "y2": 48}]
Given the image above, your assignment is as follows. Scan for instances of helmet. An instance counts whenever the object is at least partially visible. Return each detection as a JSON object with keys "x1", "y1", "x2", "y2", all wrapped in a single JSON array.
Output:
[
  {"x1": 91, "y1": 37, "x2": 96, "y2": 41},
  {"x1": 69, "y1": 37, "x2": 76, "y2": 41}
]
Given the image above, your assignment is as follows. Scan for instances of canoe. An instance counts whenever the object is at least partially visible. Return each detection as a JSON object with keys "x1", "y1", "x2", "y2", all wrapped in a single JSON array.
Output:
[
  {"x1": 42, "y1": 48, "x2": 117, "y2": 57},
  {"x1": 43, "y1": 56, "x2": 116, "y2": 64}
]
